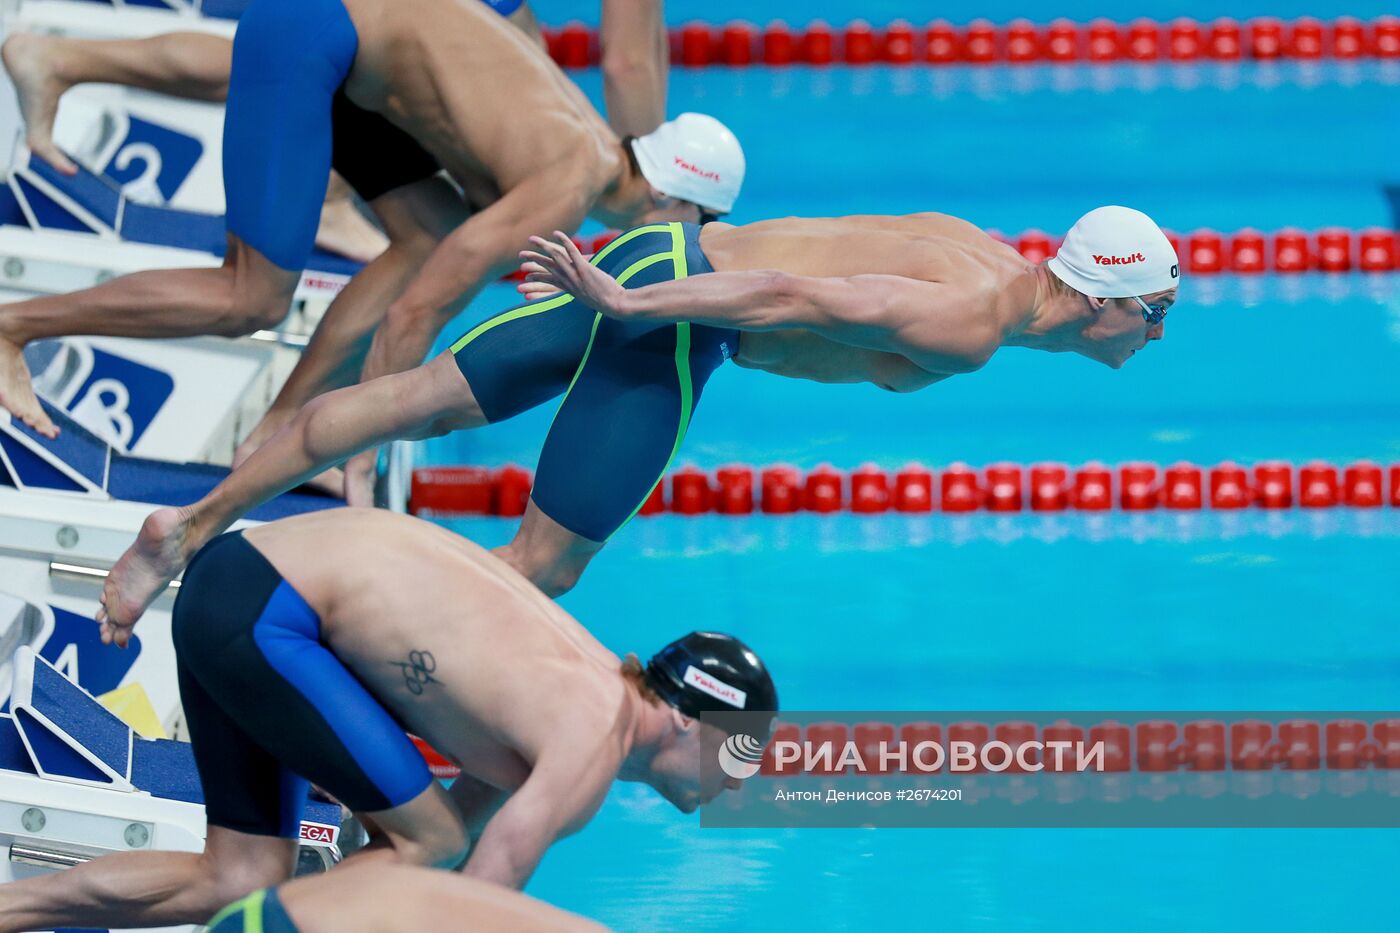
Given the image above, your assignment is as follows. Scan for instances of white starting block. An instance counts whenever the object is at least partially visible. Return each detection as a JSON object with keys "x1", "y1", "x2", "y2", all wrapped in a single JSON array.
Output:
[{"x1": 1, "y1": 646, "x2": 342, "y2": 933}]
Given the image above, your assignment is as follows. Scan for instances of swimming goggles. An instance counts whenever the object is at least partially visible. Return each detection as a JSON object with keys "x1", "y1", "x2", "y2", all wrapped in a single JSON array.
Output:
[{"x1": 1130, "y1": 295, "x2": 1169, "y2": 326}]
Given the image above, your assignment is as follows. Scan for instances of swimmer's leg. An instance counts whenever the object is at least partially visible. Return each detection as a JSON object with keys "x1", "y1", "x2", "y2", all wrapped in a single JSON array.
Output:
[
  {"x1": 277, "y1": 860, "x2": 609, "y2": 933},
  {"x1": 496, "y1": 502, "x2": 606, "y2": 599},
  {"x1": 1, "y1": 31, "x2": 233, "y2": 173},
  {"x1": 0, "y1": 236, "x2": 298, "y2": 438},
  {"x1": 0, "y1": 826, "x2": 295, "y2": 932},
  {"x1": 101, "y1": 278, "x2": 592, "y2": 630},
  {"x1": 234, "y1": 178, "x2": 466, "y2": 471},
  {"x1": 498, "y1": 317, "x2": 733, "y2": 597},
  {"x1": 100, "y1": 353, "x2": 487, "y2": 635}
]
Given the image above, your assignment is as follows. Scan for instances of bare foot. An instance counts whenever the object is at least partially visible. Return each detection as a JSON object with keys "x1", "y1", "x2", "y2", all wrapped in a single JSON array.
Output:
[
  {"x1": 316, "y1": 196, "x2": 388, "y2": 263},
  {"x1": 0, "y1": 335, "x2": 58, "y2": 438},
  {"x1": 1, "y1": 33, "x2": 78, "y2": 175},
  {"x1": 344, "y1": 450, "x2": 377, "y2": 507},
  {"x1": 97, "y1": 507, "x2": 193, "y2": 647}
]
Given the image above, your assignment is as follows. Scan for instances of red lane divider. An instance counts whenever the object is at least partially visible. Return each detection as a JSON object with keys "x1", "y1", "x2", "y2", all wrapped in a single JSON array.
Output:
[
  {"x1": 544, "y1": 16, "x2": 1400, "y2": 68},
  {"x1": 418, "y1": 716, "x2": 1400, "y2": 782},
  {"x1": 411, "y1": 736, "x2": 461, "y2": 780},
  {"x1": 500, "y1": 227, "x2": 1399, "y2": 284},
  {"x1": 410, "y1": 459, "x2": 1400, "y2": 517},
  {"x1": 760, "y1": 717, "x2": 1400, "y2": 776}
]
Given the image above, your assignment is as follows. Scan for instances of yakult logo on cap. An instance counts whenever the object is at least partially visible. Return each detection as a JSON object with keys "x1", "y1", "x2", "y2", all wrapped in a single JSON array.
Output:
[
  {"x1": 1092, "y1": 252, "x2": 1146, "y2": 266},
  {"x1": 673, "y1": 156, "x2": 721, "y2": 183},
  {"x1": 684, "y1": 665, "x2": 746, "y2": 708}
]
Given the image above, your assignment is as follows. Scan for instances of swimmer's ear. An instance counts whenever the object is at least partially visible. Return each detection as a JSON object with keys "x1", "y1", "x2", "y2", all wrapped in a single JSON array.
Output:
[{"x1": 1086, "y1": 296, "x2": 1109, "y2": 312}]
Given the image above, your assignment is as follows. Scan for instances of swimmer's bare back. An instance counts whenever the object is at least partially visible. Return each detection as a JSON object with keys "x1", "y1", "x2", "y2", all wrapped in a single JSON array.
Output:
[
  {"x1": 696, "y1": 214, "x2": 1029, "y2": 390},
  {"x1": 339, "y1": 0, "x2": 620, "y2": 194},
  {"x1": 242, "y1": 509, "x2": 627, "y2": 793}
]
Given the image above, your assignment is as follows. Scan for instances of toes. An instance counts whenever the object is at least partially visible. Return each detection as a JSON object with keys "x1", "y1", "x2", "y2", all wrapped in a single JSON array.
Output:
[
  {"x1": 26, "y1": 416, "x2": 58, "y2": 439},
  {"x1": 32, "y1": 145, "x2": 76, "y2": 176}
]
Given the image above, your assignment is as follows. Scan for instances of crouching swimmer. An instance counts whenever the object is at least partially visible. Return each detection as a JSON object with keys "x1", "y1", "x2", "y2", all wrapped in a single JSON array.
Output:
[{"x1": 0, "y1": 509, "x2": 776, "y2": 932}]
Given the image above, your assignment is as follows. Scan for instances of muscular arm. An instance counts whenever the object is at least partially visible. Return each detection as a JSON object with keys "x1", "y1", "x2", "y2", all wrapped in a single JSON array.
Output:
[
  {"x1": 463, "y1": 749, "x2": 614, "y2": 889},
  {"x1": 599, "y1": 0, "x2": 668, "y2": 135},
  {"x1": 359, "y1": 167, "x2": 595, "y2": 383},
  {"x1": 522, "y1": 234, "x2": 1000, "y2": 374}
]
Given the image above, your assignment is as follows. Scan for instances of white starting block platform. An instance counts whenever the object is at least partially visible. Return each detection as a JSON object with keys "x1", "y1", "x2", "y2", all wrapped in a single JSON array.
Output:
[{"x1": 1, "y1": 646, "x2": 342, "y2": 933}]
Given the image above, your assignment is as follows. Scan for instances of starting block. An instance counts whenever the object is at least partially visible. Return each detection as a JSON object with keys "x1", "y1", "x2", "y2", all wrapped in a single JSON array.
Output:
[
  {"x1": 0, "y1": 646, "x2": 343, "y2": 926},
  {"x1": 0, "y1": 397, "x2": 338, "y2": 521}
]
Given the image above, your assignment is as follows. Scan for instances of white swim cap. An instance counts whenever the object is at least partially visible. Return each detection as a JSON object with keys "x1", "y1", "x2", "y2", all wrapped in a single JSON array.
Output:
[
  {"x1": 1046, "y1": 206, "x2": 1180, "y2": 298},
  {"x1": 631, "y1": 113, "x2": 745, "y2": 215}
]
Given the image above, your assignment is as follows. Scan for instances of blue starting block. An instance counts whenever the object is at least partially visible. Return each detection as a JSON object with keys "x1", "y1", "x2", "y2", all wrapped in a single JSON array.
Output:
[
  {"x1": 8, "y1": 148, "x2": 362, "y2": 278},
  {"x1": 0, "y1": 399, "x2": 340, "y2": 521},
  {"x1": 7, "y1": 645, "x2": 339, "y2": 826},
  {"x1": 198, "y1": 0, "x2": 251, "y2": 20}
]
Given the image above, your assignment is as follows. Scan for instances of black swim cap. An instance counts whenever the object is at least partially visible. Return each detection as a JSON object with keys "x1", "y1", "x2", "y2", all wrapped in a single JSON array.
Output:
[{"x1": 644, "y1": 631, "x2": 778, "y2": 718}]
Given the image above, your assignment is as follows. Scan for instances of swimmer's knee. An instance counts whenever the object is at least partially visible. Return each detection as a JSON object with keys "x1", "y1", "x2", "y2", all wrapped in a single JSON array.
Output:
[
  {"x1": 212, "y1": 238, "x2": 298, "y2": 335},
  {"x1": 216, "y1": 295, "x2": 290, "y2": 336},
  {"x1": 495, "y1": 543, "x2": 588, "y2": 598},
  {"x1": 416, "y1": 354, "x2": 486, "y2": 437}
]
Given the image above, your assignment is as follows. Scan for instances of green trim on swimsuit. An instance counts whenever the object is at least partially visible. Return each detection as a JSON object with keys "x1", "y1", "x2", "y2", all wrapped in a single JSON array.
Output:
[
  {"x1": 448, "y1": 224, "x2": 673, "y2": 356},
  {"x1": 448, "y1": 292, "x2": 573, "y2": 354},
  {"x1": 546, "y1": 230, "x2": 686, "y2": 431},
  {"x1": 608, "y1": 222, "x2": 696, "y2": 538},
  {"x1": 591, "y1": 223, "x2": 673, "y2": 264},
  {"x1": 547, "y1": 312, "x2": 603, "y2": 435},
  {"x1": 206, "y1": 888, "x2": 267, "y2": 933}
]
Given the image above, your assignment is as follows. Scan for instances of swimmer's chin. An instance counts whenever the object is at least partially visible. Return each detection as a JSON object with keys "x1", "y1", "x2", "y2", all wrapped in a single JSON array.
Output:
[{"x1": 1107, "y1": 347, "x2": 1141, "y2": 370}]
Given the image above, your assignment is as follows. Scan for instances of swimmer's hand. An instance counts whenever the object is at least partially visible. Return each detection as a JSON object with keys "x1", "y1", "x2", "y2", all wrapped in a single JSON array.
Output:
[
  {"x1": 511, "y1": 248, "x2": 593, "y2": 300},
  {"x1": 518, "y1": 232, "x2": 628, "y2": 315}
]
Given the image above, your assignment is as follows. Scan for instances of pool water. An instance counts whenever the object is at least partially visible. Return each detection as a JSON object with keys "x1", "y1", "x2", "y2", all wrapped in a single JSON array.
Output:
[{"x1": 423, "y1": 4, "x2": 1400, "y2": 928}]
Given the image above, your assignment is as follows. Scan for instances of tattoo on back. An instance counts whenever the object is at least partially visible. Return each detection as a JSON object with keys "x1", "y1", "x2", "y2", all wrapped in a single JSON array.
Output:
[{"x1": 391, "y1": 650, "x2": 439, "y2": 696}]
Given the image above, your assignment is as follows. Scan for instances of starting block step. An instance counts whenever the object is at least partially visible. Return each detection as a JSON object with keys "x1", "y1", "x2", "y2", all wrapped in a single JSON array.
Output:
[
  {"x1": 9, "y1": 146, "x2": 362, "y2": 278},
  {"x1": 6, "y1": 644, "x2": 340, "y2": 828},
  {"x1": 2, "y1": 397, "x2": 339, "y2": 519}
]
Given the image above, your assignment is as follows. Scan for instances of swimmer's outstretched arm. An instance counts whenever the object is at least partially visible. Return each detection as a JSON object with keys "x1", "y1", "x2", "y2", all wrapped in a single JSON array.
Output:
[{"x1": 521, "y1": 231, "x2": 1000, "y2": 373}]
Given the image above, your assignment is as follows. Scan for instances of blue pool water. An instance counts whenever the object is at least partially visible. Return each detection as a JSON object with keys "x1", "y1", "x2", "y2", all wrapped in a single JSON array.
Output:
[{"x1": 424, "y1": 8, "x2": 1400, "y2": 929}]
